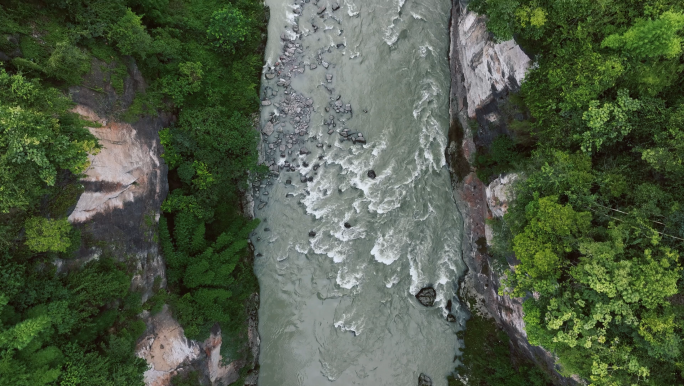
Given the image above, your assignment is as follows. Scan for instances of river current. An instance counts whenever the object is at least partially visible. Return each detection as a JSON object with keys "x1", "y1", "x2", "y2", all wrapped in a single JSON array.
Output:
[{"x1": 251, "y1": 0, "x2": 467, "y2": 384}]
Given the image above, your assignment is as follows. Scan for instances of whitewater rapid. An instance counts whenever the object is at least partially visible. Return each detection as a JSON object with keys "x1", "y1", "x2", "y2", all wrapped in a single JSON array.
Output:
[{"x1": 251, "y1": 0, "x2": 467, "y2": 384}]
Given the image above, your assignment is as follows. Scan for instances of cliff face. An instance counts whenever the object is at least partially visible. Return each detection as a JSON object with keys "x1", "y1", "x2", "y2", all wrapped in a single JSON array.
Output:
[
  {"x1": 67, "y1": 58, "x2": 258, "y2": 386},
  {"x1": 447, "y1": 3, "x2": 579, "y2": 384},
  {"x1": 66, "y1": 58, "x2": 170, "y2": 302}
]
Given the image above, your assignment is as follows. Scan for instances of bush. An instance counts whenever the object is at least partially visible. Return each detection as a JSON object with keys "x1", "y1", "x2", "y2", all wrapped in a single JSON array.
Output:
[
  {"x1": 24, "y1": 217, "x2": 72, "y2": 253},
  {"x1": 207, "y1": 5, "x2": 250, "y2": 54},
  {"x1": 108, "y1": 9, "x2": 152, "y2": 57}
]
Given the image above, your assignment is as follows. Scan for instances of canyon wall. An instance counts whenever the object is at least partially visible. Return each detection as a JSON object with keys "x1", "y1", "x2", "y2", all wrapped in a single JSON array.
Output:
[
  {"x1": 447, "y1": 2, "x2": 580, "y2": 384},
  {"x1": 66, "y1": 57, "x2": 258, "y2": 386}
]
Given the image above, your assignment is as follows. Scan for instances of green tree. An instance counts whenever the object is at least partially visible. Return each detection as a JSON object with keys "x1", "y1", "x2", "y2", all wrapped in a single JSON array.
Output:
[
  {"x1": 207, "y1": 5, "x2": 250, "y2": 54},
  {"x1": 24, "y1": 217, "x2": 72, "y2": 253},
  {"x1": 0, "y1": 69, "x2": 98, "y2": 213},
  {"x1": 602, "y1": 11, "x2": 684, "y2": 60},
  {"x1": 45, "y1": 41, "x2": 91, "y2": 85},
  {"x1": 108, "y1": 9, "x2": 152, "y2": 57}
]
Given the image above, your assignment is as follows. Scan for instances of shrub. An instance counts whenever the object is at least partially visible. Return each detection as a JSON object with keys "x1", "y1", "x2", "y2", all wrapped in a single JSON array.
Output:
[{"x1": 207, "y1": 5, "x2": 250, "y2": 54}]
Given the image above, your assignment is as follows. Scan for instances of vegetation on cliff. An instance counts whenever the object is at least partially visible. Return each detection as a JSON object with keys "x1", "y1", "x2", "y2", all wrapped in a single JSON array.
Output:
[
  {"x1": 469, "y1": 0, "x2": 684, "y2": 384},
  {"x1": 0, "y1": 0, "x2": 266, "y2": 384}
]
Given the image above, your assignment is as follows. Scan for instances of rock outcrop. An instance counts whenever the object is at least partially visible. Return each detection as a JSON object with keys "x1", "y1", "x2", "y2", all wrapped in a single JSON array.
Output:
[
  {"x1": 136, "y1": 301, "x2": 260, "y2": 386},
  {"x1": 66, "y1": 58, "x2": 171, "y2": 302},
  {"x1": 418, "y1": 373, "x2": 433, "y2": 386},
  {"x1": 415, "y1": 287, "x2": 437, "y2": 307},
  {"x1": 447, "y1": 2, "x2": 578, "y2": 384},
  {"x1": 67, "y1": 57, "x2": 260, "y2": 386},
  {"x1": 136, "y1": 306, "x2": 202, "y2": 386}
]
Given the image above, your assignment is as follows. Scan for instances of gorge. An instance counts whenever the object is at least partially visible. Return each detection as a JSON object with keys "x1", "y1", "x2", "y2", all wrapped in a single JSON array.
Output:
[{"x1": 251, "y1": 0, "x2": 468, "y2": 385}]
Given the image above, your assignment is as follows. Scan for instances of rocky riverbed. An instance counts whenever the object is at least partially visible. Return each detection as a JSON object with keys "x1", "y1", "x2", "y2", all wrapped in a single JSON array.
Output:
[{"x1": 252, "y1": 0, "x2": 467, "y2": 384}]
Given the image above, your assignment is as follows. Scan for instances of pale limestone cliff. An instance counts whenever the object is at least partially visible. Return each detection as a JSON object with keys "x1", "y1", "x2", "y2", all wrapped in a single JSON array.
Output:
[{"x1": 455, "y1": 10, "x2": 531, "y2": 119}]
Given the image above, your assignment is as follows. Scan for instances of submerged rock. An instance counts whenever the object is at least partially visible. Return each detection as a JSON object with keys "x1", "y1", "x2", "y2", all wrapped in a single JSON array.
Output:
[
  {"x1": 415, "y1": 287, "x2": 436, "y2": 307},
  {"x1": 418, "y1": 373, "x2": 432, "y2": 386}
]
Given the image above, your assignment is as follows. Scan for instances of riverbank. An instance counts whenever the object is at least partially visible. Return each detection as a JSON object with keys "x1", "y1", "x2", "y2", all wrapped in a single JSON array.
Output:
[{"x1": 445, "y1": 1, "x2": 576, "y2": 384}]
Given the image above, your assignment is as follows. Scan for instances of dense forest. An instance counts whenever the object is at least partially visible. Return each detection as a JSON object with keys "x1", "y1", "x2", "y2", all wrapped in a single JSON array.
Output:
[
  {"x1": 467, "y1": 0, "x2": 684, "y2": 385},
  {"x1": 0, "y1": 0, "x2": 266, "y2": 384}
]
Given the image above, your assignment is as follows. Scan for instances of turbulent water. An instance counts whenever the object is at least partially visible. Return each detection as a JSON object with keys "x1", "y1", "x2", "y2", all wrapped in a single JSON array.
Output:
[{"x1": 251, "y1": 0, "x2": 467, "y2": 384}]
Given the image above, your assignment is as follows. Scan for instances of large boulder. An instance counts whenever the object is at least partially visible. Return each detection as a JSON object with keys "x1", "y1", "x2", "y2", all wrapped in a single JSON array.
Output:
[
  {"x1": 415, "y1": 287, "x2": 437, "y2": 307},
  {"x1": 418, "y1": 373, "x2": 433, "y2": 386}
]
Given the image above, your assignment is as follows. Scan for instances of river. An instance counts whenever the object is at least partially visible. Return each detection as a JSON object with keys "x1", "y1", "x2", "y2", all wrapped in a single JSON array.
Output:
[{"x1": 251, "y1": 0, "x2": 466, "y2": 384}]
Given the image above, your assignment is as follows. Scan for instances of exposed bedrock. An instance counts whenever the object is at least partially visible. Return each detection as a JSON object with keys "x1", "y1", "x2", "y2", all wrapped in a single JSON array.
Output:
[
  {"x1": 447, "y1": 1, "x2": 579, "y2": 384},
  {"x1": 66, "y1": 57, "x2": 259, "y2": 386}
]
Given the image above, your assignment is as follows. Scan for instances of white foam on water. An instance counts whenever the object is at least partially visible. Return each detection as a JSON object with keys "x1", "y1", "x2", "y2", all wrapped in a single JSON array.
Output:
[
  {"x1": 310, "y1": 235, "x2": 349, "y2": 263},
  {"x1": 370, "y1": 228, "x2": 403, "y2": 265},
  {"x1": 295, "y1": 243, "x2": 309, "y2": 254},
  {"x1": 344, "y1": 0, "x2": 360, "y2": 17},
  {"x1": 336, "y1": 265, "x2": 365, "y2": 289},
  {"x1": 385, "y1": 274, "x2": 401, "y2": 288},
  {"x1": 333, "y1": 314, "x2": 364, "y2": 336},
  {"x1": 418, "y1": 44, "x2": 434, "y2": 58},
  {"x1": 411, "y1": 12, "x2": 426, "y2": 20},
  {"x1": 383, "y1": 16, "x2": 401, "y2": 46}
]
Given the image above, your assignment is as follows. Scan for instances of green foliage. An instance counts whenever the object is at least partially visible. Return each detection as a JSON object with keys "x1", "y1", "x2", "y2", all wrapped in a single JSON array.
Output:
[
  {"x1": 207, "y1": 5, "x2": 250, "y2": 54},
  {"x1": 161, "y1": 62, "x2": 203, "y2": 105},
  {"x1": 0, "y1": 69, "x2": 99, "y2": 213},
  {"x1": 602, "y1": 11, "x2": 684, "y2": 60},
  {"x1": 108, "y1": 9, "x2": 152, "y2": 58},
  {"x1": 471, "y1": 0, "x2": 684, "y2": 384},
  {"x1": 511, "y1": 196, "x2": 590, "y2": 287},
  {"x1": 159, "y1": 212, "x2": 259, "y2": 344},
  {"x1": 579, "y1": 89, "x2": 642, "y2": 153},
  {"x1": 0, "y1": 257, "x2": 146, "y2": 386},
  {"x1": 475, "y1": 135, "x2": 524, "y2": 182},
  {"x1": 24, "y1": 217, "x2": 72, "y2": 253},
  {"x1": 0, "y1": 0, "x2": 267, "y2": 383},
  {"x1": 45, "y1": 41, "x2": 92, "y2": 85},
  {"x1": 450, "y1": 310, "x2": 553, "y2": 386}
]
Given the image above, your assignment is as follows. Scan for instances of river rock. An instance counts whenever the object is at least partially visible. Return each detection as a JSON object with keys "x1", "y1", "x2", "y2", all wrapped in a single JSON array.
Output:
[
  {"x1": 415, "y1": 287, "x2": 436, "y2": 307},
  {"x1": 265, "y1": 72, "x2": 275, "y2": 79},
  {"x1": 332, "y1": 2, "x2": 340, "y2": 11},
  {"x1": 309, "y1": 231, "x2": 316, "y2": 237},
  {"x1": 344, "y1": 222, "x2": 351, "y2": 228},
  {"x1": 446, "y1": 314, "x2": 457, "y2": 323},
  {"x1": 367, "y1": 170, "x2": 376, "y2": 179},
  {"x1": 418, "y1": 373, "x2": 432, "y2": 386},
  {"x1": 317, "y1": 6, "x2": 326, "y2": 14},
  {"x1": 262, "y1": 122, "x2": 274, "y2": 136}
]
